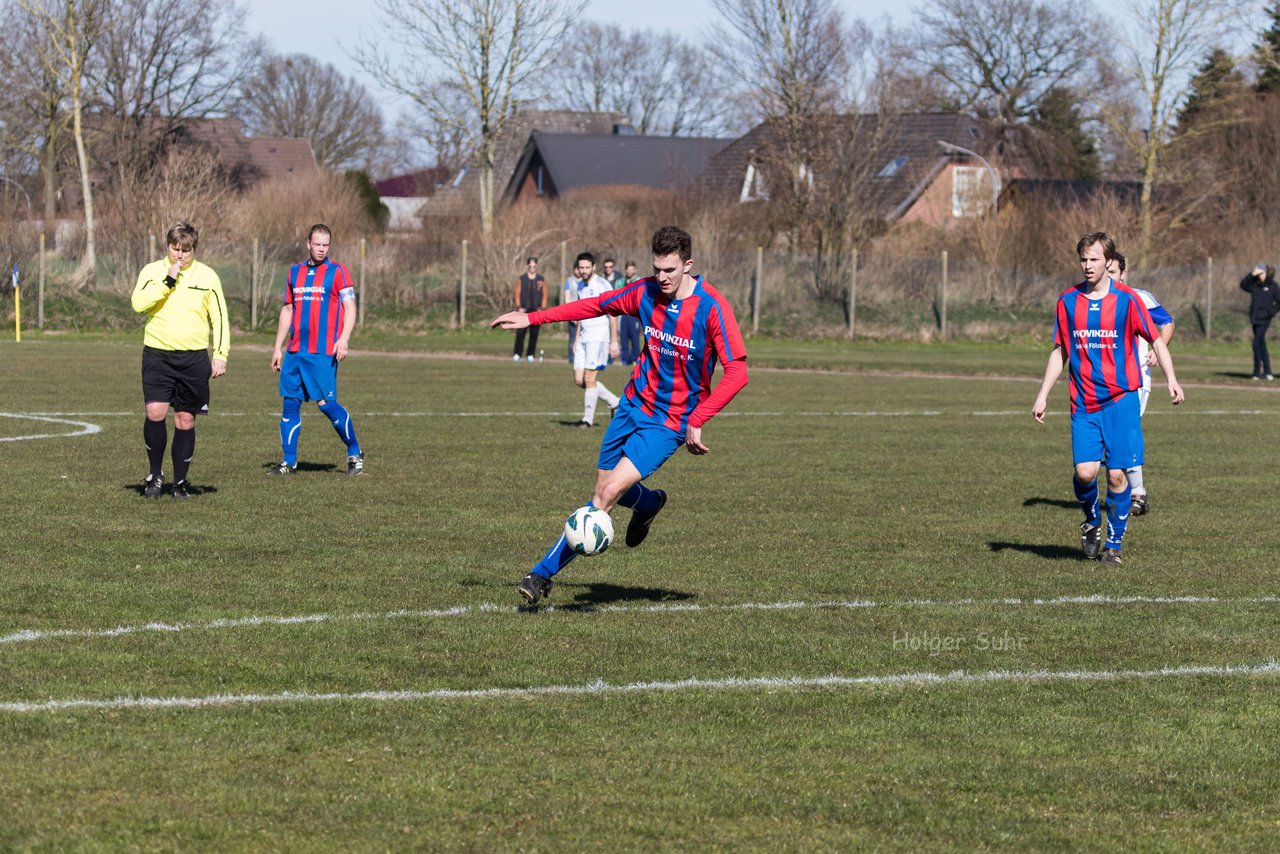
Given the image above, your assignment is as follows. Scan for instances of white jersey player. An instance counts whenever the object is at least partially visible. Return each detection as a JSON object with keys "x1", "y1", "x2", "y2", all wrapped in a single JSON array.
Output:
[
  {"x1": 569, "y1": 252, "x2": 620, "y2": 427},
  {"x1": 1108, "y1": 253, "x2": 1175, "y2": 515}
]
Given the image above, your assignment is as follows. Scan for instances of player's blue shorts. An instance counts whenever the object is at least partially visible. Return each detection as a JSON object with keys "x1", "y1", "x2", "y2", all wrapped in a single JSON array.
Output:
[
  {"x1": 1070, "y1": 391, "x2": 1143, "y2": 469},
  {"x1": 597, "y1": 397, "x2": 684, "y2": 479},
  {"x1": 279, "y1": 351, "x2": 339, "y2": 403}
]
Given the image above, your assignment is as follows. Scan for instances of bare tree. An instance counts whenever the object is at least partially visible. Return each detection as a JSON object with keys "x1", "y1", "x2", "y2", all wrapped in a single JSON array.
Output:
[
  {"x1": 19, "y1": 0, "x2": 98, "y2": 286},
  {"x1": 1112, "y1": 0, "x2": 1250, "y2": 265},
  {"x1": 88, "y1": 0, "x2": 250, "y2": 241},
  {"x1": 910, "y1": 0, "x2": 1099, "y2": 153},
  {"x1": 0, "y1": 0, "x2": 70, "y2": 240},
  {"x1": 239, "y1": 50, "x2": 385, "y2": 171},
  {"x1": 552, "y1": 22, "x2": 733, "y2": 136},
  {"x1": 709, "y1": 0, "x2": 850, "y2": 122},
  {"x1": 355, "y1": 0, "x2": 585, "y2": 235}
]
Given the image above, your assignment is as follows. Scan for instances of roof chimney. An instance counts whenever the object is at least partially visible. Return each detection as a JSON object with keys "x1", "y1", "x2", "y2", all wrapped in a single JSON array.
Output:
[{"x1": 613, "y1": 123, "x2": 635, "y2": 136}]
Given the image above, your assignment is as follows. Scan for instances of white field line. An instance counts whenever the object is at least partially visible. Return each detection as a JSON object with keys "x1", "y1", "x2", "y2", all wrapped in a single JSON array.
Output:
[
  {"x1": 3, "y1": 594, "x2": 1277, "y2": 648},
  {"x1": 9, "y1": 409, "x2": 1279, "y2": 419},
  {"x1": 0, "y1": 413, "x2": 102, "y2": 442},
  {"x1": 2, "y1": 661, "x2": 1278, "y2": 714}
]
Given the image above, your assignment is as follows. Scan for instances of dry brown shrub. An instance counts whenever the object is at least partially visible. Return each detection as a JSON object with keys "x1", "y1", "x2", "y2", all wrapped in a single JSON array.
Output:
[{"x1": 229, "y1": 173, "x2": 378, "y2": 247}]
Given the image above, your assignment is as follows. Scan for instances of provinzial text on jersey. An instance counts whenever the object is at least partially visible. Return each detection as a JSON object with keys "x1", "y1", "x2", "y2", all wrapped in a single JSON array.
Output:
[{"x1": 644, "y1": 326, "x2": 697, "y2": 350}]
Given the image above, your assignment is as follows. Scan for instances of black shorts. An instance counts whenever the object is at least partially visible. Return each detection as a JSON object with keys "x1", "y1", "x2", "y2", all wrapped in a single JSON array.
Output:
[{"x1": 142, "y1": 346, "x2": 211, "y2": 414}]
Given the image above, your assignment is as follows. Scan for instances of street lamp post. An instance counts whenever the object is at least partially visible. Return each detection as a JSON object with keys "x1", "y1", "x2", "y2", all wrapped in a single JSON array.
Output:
[{"x1": 937, "y1": 140, "x2": 999, "y2": 215}]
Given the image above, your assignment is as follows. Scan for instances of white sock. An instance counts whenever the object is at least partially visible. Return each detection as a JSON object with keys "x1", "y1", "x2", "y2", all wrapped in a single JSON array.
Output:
[
  {"x1": 583, "y1": 386, "x2": 598, "y2": 424},
  {"x1": 595, "y1": 382, "x2": 619, "y2": 408},
  {"x1": 1126, "y1": 465, "x2": 1145, "y2": 495}
]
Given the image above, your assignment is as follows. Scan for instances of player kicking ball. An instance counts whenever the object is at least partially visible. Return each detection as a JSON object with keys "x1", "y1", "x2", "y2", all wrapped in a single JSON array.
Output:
[
  {"x1": 490, "y1": 226, "x2": 749, "y2": 604},
  {"x1": 1032, "y1": 232, "x2": 1184, "y2": 565}
]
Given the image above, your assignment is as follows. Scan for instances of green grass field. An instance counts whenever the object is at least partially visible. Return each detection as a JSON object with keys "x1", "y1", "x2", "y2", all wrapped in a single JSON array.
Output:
[{"x1": 2, "y1": 332, "x2": 1279, "y2": 850}]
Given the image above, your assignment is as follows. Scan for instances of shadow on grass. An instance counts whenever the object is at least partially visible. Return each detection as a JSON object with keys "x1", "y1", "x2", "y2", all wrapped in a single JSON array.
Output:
[
  {"x1": 557, "y1": 419, "x2": 593, "y2": 428},
  {"x1": 257, "y1": 461, "x2": 338, "y2": 473},
  {"x1": 1023, "y1": 497, "x2": 1079, "y2": 509},
  {"x1": 120, "y1": 482, "x2": 218, "y2": 497},
  {"x1": 517, "y1": 581, "x2": 696, "y2": 612},
  {"x1": 988, "y1": 541, "x2": 1085, "y2": 561},
  {"x1": 1215, "y1": 371, "x2": 1264, "y2": 381}
]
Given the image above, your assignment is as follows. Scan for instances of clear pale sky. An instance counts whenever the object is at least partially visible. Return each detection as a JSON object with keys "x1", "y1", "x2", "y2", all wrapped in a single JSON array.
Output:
[{"x1": 246, "y1": 0, "x2": 911, "y2": 122}]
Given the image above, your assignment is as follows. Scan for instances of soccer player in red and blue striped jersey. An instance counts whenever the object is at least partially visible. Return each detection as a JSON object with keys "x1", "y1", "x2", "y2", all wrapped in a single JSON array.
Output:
[
  {"x1": 492, "y1": 226, "x2": 749, "y2": 604},
  {"x1": 269, "y1": 224, "x2": 364, "y2": 476},
  {"x1": 1032, "y1": 232, "x2": 1184, "y2": 565}
]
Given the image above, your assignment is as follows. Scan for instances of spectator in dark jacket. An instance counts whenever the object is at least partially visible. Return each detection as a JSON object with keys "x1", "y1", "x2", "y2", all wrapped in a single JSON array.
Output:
[{"x1": 1241, "y1": 263, "x2": 1280, "y2": 380}]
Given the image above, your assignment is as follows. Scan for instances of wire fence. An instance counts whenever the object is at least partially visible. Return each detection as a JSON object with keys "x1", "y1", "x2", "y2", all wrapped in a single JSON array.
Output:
[{"x1": 0, "y1": 232, "x2": 1263, "y2": 342}]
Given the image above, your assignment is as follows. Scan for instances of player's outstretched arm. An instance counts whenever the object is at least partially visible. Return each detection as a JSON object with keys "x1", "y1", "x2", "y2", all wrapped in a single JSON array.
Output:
[
  {"x1": 1032, "y1": 346, "x2": 1066, "y2": 423},
  {"x1": 490, "y1": 310, "x2": 531, "y2": 330}
]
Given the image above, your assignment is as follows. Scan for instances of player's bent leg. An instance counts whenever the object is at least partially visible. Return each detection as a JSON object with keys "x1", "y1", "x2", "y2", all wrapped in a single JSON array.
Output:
[
  {"x1": 592, "y1": 459, "x2": 644, "y2": 513},
  {"x1": 598, "y1": 458, "x2": 667, "y2": 548}
]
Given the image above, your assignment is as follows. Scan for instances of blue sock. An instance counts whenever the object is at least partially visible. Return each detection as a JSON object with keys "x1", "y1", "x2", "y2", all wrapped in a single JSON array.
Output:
[
  {"x1": 280, "y1": 398, "x2": 302, "y2": 466},
  {"x1": 532, "y1": 501, "x2": 601, "y2": 578},
  {"x1": 1073, "y1": 476, "x2": 1099, "y2": 526},
  {"x1": 617, "y1": 482, "x2": 661, "y2": 513},
  {"x1": 318, "y1": 401, "x2": 361, "y2": 455},
  {"x1": 1106, "y1": 484, "x2": 1132, "y2": 550}
]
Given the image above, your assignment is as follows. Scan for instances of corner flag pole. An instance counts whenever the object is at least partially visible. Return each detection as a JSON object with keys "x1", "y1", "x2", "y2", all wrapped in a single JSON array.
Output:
[{"x1": 11, "y1": 262, "x2": 19, "y2": 342}]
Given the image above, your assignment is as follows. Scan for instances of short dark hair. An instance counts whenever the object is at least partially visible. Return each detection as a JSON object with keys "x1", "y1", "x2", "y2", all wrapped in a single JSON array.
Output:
[
  {"x1": 575, "y1": 251, "x2": 595, "y2": 265},
  {"x1": 308, "y1": 223, "x2": 332, "y2": 241},
  {"x1": 1076, "y1": 231, "x2": 1116, "y2": 261},
  {"x1": 527, "y1": 256, "x2": 538, "y2": 264},
  {"x1": 1113, "y1": 252, "x2": 1127, "y2": 275},
  {"x1": 166, "y1": 221, "x2": 199, "y2": 251},
  {"x1": 652, "y1": 225, "x2": 692, "y2": 262},
  {"x1": 624, "y1": 260, "x2": 635, "y2": 268},
  {"x1": 603, "y1": 257, "x2": 615, "y2": 265}
]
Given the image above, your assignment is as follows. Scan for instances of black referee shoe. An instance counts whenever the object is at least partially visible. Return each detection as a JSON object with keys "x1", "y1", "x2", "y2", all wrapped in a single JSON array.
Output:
[
  {"x1": 142, "y1": 473, "x2": 165, "y2": 499},
  {"x1": 171, "y1": 480, "x2": 192, "y2": 500},
  {"x1": 267, "y1": 461, "x2": 296, "y2": 476}
]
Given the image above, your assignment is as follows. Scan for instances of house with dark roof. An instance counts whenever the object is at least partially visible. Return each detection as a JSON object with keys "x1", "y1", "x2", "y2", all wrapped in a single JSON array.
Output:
[
  {"x1": 375, "y1": 168, "x2": 450, "y2": 230},
  {"x1": 704, "y1": 111, "x2": 1000, "y2": 229},
  {"x1": 420, "y1": 109, "x2": 629, "y2": 218},
  {"x1": 998, "y1": 178, "x2": 1144, "y2": 208},
  {"x1": 504, "y1": 130, "x2": 733, "y2": 202},
  {"x1": 171, "y1": 118, "x2": 320, "y2": 189}
]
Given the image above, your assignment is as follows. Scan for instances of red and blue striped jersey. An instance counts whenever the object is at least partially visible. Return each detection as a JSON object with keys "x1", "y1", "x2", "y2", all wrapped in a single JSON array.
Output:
[
  {"x1": 1053, "y1": 279, "x2": 1159, "y2": 413},
  {"x1": 531, "y1": 275, "x2": 748, "y2": 431},
  {"x1": 284, "y1": 259, "x2": 355, "y2": 355}
]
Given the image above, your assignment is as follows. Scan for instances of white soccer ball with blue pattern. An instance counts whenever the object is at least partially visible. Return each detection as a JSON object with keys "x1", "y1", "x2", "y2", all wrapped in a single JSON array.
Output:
[{"x1": 564, "y1": 506, "x2": 613, "y2": 556}]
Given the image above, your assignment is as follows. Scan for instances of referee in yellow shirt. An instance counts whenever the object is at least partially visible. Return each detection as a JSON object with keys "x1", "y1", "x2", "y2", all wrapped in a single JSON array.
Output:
[{"x1": 130, "y1": 222, "x2": 229, "y2": 499}]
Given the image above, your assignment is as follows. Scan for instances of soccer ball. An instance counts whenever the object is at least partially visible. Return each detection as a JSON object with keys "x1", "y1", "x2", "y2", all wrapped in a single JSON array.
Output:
[{"x1": 564, "y1": 506, "x2": 614, "y2": 556}]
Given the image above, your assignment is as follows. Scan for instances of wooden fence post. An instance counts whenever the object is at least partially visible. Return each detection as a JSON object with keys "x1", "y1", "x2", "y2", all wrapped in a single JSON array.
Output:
[
  {"x1": 458, "y1": 239, "x2": 468, "y2": 328},
  {"x1": 359, "y1": 237, "x2": 368, "y2": 328},
  {"x1": 847, "y1": 248, "x2": 857, "y2": 338},
  {"x1": 249, "y1": 237, "x2": 258, "y2": 330},
  {"x1": 1205, "y1": 256, "x2": 1213, "y2": 340},
  {"x1": 939, "y1": 250, "x2": 949, "y2": 339},
  {"x1": 752, "y1": 246, "x2": 762, "y2": 333},
  {"x1": 37, "y1": 232, "x2": 45, "y2": 329}
]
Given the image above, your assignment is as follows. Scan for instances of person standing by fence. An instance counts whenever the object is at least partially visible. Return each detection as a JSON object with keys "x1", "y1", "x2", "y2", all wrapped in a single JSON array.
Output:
[
  {"x1": 1240, "y1": 263, "x2": 1280, "y2": 380},
  {"x1": 512, "y1": 256, "x2": 546, "y2": 362}
]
